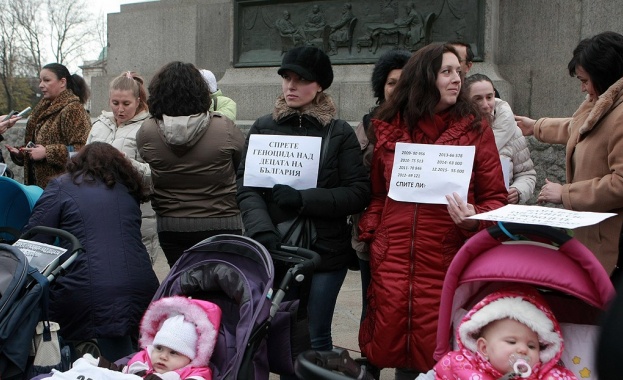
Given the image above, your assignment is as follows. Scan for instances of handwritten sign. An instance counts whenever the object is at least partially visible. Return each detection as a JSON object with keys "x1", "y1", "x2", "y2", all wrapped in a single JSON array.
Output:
[
  {"x1": 388, "y1": 143, "x2": 475, "y2": 204},
  {"x1": 468, "y1": 204, "x2": 616, "y2": 229},
  {"x1": 243, "y1": 134, "x2": 321, "y2": 190}
]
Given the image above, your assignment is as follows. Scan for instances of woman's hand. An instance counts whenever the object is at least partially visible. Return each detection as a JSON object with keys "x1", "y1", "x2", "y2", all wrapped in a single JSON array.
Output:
[
  {"x1": 0, "y1": 115, "x2": 21, "y2": 134},
  {"x1": 5, "y1": 144, "x2": 23, "y2": 158},
  {"x1": 508, "y1": 187, "x2": 520, "y2": 204},
  {"x1": 537, "y1": 178, "x2": 562, "y2": 204},
  {"x1": 514, "y1": 115, "x2": 536, "y2": 136},
  {"x1": 21, "y1": 144, "x2": 46, "y2": 161},
  {"x1": 446, "y1": 192, "x2": 478, "y2": 231}
]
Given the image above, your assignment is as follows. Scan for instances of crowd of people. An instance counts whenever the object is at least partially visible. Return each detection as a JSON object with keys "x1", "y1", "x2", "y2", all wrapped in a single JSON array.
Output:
[{"x1": 2, "y1": 30, "x2": 623, "y2": 380}]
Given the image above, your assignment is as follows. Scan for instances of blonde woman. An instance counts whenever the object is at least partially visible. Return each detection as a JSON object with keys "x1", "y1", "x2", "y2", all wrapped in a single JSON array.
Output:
[{"x1": 87, "y1": 71, "x2": 160, "y2": 264}]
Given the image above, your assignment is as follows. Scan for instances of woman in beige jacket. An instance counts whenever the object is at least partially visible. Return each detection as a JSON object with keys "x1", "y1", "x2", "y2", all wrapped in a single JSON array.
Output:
[{"x1": 516, "y1": 31, "x2": 623, "y2": 277}]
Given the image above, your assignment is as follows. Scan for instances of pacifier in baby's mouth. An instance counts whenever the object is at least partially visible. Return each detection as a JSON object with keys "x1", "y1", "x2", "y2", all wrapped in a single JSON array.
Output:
[{"x1": 508, "y1": 354, "x2": 532, "y2": 378}]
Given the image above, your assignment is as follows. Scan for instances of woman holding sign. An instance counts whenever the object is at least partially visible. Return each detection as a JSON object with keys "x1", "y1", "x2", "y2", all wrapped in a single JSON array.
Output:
[
  {"x1": 236, "y1": 46, "x2": 370, "y2": 355},
  {"x1": 137, "y1": 62, "x2": 245, "y2": 267},
  {"x1": 357, "y1": 43, "x2": 507, "y2": 377},
  {"x1": 515, "y1": 31, "x2": 623, "y2": 278}
]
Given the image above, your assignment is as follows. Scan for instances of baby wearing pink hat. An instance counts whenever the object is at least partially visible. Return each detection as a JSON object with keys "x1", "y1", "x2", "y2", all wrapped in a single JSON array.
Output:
[{"x1": 89, "y1": 296, "x2": 221, "y2": 380}]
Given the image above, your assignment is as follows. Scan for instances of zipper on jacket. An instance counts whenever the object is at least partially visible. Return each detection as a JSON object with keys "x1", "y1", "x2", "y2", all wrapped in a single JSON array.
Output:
[{"x1": 406, "y1": 203, "x2": 418, "y2": 361}]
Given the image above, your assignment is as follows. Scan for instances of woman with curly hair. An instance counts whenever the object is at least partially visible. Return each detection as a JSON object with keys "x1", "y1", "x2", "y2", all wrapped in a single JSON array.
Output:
[
  {"x1": 25, "y1": 142, "x2": 159, "y2": 361},
  {"x1": 357, "y1": 43, "x2": 507, "y2": 377},
  {"x1": 137, "y1": 61, "x2": 245, "y2": 267}
]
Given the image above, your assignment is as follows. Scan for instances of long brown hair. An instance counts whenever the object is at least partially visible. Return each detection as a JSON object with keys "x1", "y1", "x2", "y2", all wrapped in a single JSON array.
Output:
[
  {"x1": 371, "y1": 43, "x2": 482, "y2": 142},
  {"x1": 67, "y1": 142, "x2": 147, "y2": 202}
]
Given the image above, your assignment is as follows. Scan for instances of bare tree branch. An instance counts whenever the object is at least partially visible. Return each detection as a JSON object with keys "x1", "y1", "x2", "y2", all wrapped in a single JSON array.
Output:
[
  {"x1": 46, "y1": 0, "x2": 95, "y2": 66},
  {"x1": 11, "y1": 0, "x2": 43, "y2": 73}
]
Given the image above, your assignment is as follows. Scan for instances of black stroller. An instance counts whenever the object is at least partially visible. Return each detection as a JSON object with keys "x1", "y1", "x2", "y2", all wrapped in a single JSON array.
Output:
[
  {"x1": 153, "y1": 234, "x2": 320, "y2": 380},
  {"x1": 0, "y1": 226, "x2": 83, "y2": 380}
]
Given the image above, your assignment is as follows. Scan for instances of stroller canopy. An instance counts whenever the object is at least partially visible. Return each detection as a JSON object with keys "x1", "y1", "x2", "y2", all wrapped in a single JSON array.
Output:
[
  {"x1": 0, "y1": 177, "x2": 43, "y2": 242},
  {"x1": 434, "y1": 223, "x2": 615, "y2": 362},
  {"x1": 154, "y1": 234, "x2": 275, "y2": 380}
]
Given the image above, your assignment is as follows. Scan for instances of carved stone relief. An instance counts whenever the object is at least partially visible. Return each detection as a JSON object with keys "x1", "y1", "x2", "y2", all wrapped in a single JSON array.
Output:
[{"x1": 234, "y1": 0, "x2": 484, "y2": 66}]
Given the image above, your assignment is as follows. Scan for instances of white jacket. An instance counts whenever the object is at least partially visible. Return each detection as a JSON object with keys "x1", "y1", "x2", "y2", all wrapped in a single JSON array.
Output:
[
  {"x1": 492, "y1": 99, "x2": 536, "y2": 203},
  {"x1": 87, "y1": 110, "x2": 152, "y2": 185}
]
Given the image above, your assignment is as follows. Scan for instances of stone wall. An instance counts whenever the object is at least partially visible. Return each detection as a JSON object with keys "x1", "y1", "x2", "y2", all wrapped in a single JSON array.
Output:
[{"x1": 13, "y1": 0, "x2": 623, "y2": 203}]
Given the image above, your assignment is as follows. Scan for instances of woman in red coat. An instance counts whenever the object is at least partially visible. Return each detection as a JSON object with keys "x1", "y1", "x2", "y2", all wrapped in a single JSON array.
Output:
[{"x1": 358, "y1": 43, "x2": 507, "y2": 378}]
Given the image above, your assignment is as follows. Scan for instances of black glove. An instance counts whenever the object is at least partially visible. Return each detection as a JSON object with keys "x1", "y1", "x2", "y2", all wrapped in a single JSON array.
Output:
[
  {"x1": 254, "y1": 231, "x2": 280, "y2": 250},
  {"x1": 272, "y1": 184, "x2": 303, "y2": 209}
]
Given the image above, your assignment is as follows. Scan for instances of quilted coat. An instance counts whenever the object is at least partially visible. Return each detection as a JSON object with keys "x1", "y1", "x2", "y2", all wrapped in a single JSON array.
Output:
[
  {"x1": 358, "y1": 113, "x2": 507, "y2": 371},
  {"x1": 24, "y1": 174, "x2": 159, "y2": 340},
  {"x1": 533, "y1": 77, "x2": 623, "y2": 275},
  {"x1": 12, "y1": 89, "x2": 91, "y2": 188},
  {"x1": 492, "y1": 99, "x2": 536, "y2": 203},
  {"x1": 236, "y1": 93, "x2": 370, "y2": 272}
]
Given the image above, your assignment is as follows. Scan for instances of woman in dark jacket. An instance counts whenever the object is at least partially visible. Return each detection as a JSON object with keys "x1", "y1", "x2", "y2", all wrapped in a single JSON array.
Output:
[
  {"x1": 24, "y1": 142, "x2": 159, "y2": 361},
  {"x1": 236, "y1": 46, "x2": 370, "y2": 353}
]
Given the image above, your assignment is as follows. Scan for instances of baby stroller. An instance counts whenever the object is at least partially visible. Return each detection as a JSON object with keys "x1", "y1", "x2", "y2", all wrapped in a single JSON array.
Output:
[
  {"x1": 153, "y1": 234, "x2": 320, "y2": 380},
  {"x1": 433, "y1": 222, "x2": 615, "y2": 380},
  {"x1": 0, "y1": 176, "x2": 43, "y2": 243},
  {"x1": 0, "y1": 226, "x2": 83, "y2": 380},
  {"x1": 294, "y1": 222, "x2": 616, "y2": 380}
]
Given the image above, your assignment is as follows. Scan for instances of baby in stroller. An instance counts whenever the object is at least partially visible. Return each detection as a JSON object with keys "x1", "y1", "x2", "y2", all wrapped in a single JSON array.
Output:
[
  {"x1": 433, "y1": 286, "x2": 576, "y2": 380},
  {"x1": 53, "y1": 296, "x2": 222, "y2": 380}
]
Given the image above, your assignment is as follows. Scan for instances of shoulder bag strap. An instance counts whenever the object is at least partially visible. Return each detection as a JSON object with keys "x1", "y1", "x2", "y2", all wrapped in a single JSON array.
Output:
[{"x1": 319, "y1": 119, "x2": 335, "y2": 169}]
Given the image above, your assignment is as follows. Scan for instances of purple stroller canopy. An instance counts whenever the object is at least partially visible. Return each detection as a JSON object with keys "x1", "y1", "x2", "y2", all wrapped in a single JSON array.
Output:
[{"x1": 154, "y1": 234, "x2": 274, "y2": 380}]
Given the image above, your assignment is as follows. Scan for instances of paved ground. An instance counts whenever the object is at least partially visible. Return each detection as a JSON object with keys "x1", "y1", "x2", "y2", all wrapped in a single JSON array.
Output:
[{"x1": 152, "y1": 253, "x2": 395, "y2": 380}]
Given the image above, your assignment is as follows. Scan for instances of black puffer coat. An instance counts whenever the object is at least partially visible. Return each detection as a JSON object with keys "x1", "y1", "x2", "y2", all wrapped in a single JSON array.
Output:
[{"x1": 237, "y1": 93, "x2": 370, "y2": 272}]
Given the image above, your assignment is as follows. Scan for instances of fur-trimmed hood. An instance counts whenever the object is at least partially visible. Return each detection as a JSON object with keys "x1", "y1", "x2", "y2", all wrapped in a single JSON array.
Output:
[
  {"x1": 272, "y1": 92, "x2": 336, "y2": 127},
  {"x1": 139, "y1": 296, "x2": 222, "y2": 367},
  {"x1": 457, "y1": 287, "x2": 564, "y2": 370},
  {"x1": 578, "y1": 76, "x2": 623, "y2": 135}
]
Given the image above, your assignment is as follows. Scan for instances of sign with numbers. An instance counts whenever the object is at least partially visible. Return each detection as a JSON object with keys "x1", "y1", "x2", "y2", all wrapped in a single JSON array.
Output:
[{"x1": 388, "y1": 143, "x2": 475, "y2": 204}]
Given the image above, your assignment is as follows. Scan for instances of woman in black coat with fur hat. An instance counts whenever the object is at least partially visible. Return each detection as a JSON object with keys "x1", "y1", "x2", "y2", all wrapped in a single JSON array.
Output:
[{"x1": 236, "y1": 46, "x2": 370, "y2": 356}]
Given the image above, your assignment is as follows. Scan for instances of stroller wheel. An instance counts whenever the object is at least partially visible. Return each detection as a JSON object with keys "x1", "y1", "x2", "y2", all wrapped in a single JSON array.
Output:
[{"x1": 74, "y1": 340, "x2": 101, "y2": 358}]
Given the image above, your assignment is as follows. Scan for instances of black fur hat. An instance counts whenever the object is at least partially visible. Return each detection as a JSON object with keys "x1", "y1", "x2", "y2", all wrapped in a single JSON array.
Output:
[
  {"x1": 278, "y1": 46, "x2": 334, "y2": 90},
  {"x1": 371, "y1": 49, "x2": 412, "y2": 103}
]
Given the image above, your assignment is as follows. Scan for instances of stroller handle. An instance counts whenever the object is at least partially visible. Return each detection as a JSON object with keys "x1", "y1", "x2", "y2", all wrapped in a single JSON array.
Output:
[
  {"x1": 276, "y1": 244, "x2": 322, "y2": 271},
  {"x1": 20, "y1": 226, "x2": 83, "y2": 253},
  {"x1": 488, "y1": 222, "x2": 572, "y2": 246},
  {"x1": 295, "y1": 348, "x2": 376, "y2": 380}
]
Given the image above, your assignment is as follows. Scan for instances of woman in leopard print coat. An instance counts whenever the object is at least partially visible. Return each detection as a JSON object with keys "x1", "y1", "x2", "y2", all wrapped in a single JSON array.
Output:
[{"x1": 7, "y1": 63, "x2": 91, "y2": 188}]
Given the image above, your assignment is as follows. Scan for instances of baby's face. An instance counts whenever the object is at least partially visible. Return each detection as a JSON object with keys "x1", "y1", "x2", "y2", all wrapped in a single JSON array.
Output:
[
  {"x1": 150, "y1": 345, "x2": 192, "y2": 373},
  {"x1": 477, "y1": 318, "x2": 541, "y2": 374}
]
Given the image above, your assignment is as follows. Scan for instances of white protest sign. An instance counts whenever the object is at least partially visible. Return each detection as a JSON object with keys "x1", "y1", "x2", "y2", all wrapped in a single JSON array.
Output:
[
  {"x1": 388, "y1": 143, "x2": 475, "y2": 204},
  {"x1": 468, "y1": 204, "x2": 616, "y2": 229},
  {"x1": 243, "y1": 134, "x2": 321, "y2": 190}
]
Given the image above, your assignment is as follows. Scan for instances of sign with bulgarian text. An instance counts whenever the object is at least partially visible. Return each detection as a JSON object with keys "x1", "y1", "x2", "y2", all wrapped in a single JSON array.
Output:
[
  {"x1": 243, "y1": 134, "x2": 321, "y2": 190},
  {"x1": 388, "y1": 143, "x2": 475, "y2": 204}
]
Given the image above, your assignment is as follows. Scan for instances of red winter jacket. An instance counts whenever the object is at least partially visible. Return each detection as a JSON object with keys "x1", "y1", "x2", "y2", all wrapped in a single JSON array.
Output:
[{"x1": 358, "y1": 112, "x2": 507, "y2": 371}]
